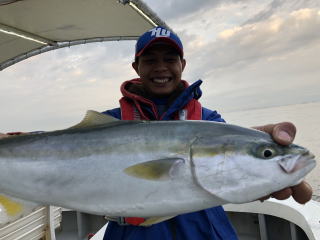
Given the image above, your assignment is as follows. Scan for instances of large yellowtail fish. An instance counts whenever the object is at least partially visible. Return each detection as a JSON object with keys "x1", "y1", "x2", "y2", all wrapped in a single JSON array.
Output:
[{"x1": 0, "y1": 111, "x2": 316, "y2": 221}]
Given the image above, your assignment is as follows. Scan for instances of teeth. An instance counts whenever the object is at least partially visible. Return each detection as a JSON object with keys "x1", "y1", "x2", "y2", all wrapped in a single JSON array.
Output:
[{"x1": 152, "y1": 78, "x2": 170, "y2": 83}]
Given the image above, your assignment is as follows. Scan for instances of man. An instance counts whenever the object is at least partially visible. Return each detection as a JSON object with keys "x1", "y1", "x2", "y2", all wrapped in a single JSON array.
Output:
[{"x1": 101, "y1": 26, "x2": 312, "y2": 239}]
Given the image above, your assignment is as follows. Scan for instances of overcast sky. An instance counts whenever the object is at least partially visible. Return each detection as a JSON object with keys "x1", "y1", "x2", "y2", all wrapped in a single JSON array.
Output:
[{"x1": 1, "y1": 0, "x2": 319, "y2": 132}]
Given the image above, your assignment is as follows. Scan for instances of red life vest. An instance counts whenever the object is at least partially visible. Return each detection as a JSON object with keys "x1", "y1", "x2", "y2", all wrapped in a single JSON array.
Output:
[{"x1": 119, "y1": 78, "x2": 202, "y2": 120}]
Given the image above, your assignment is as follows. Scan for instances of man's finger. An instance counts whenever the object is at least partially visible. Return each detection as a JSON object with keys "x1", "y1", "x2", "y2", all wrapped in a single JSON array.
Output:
[
  {"x1": 291, "y1": 181, "x2": 313, "y2": 204},
  {"x1": 259, "y1": 195, "x2": 271, "y2": 202},
  {"x1": 273, "y1": 122, "x2": 296, "y2": 145},
  {"x1": 270, "y1": 187, "x2": 292, "y2": 200},
  {"x1": 253, "y1": 122, "x2": 296, "y2": 145},
  {"x1": 252, "y1": 123, "x2": 275, "y2": 134}
]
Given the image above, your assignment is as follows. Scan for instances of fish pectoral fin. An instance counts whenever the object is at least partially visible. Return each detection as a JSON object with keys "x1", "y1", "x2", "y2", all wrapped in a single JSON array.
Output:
[
  {"x1": 69, "y1": 110, "x2": 119, "y2": 129},
  {"x1": 139, "y1": 215, "x2": 176, "y2": 226},
  {"x1": 124, "y1": 158, "x2": 185, "y2": 180}
]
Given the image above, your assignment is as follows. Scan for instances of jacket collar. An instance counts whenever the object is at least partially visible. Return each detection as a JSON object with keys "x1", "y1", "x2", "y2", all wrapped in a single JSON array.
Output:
[{"x1": 120, "y1": 78, "x2": 203, "y2": 119}]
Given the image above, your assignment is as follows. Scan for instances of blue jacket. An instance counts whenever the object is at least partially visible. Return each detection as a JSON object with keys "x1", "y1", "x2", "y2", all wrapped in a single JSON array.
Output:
[{"x1": 102, "y1": 80, "x2": 238, "y2": 240}]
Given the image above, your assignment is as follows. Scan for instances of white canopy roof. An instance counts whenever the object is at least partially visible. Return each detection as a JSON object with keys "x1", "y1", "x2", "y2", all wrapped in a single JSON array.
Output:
[{"x1": 0, "y1": 0, "x2": 169, "y2": 70}]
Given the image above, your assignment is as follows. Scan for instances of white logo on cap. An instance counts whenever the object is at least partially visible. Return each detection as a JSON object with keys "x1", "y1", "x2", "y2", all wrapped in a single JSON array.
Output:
[{"x1": 149, "y1": 27, "x2": 171, "y2": 38}]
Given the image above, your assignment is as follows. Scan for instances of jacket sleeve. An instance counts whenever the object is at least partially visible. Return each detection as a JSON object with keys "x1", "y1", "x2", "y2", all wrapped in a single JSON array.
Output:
[
  {"x1": 101, "y1": 108, "x2": 121, "y2": 120},
  {"x1": 202, "y1": 107, "x2": 226, "y2": 123}
]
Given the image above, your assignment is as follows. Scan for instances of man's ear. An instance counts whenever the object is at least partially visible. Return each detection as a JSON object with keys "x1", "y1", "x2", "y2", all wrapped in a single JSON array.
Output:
[
  {"x1": 132, "y1": 62, "x2": 139, "y2": 75},
  {"x1": 181, "y1": 59, "x2": 186, "y2": 72}
]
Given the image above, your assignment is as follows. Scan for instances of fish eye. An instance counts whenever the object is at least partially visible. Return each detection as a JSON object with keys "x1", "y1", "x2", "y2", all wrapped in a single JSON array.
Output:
[
  {"x1": 252, "y1": 143, "x2": 281, "y2": 159},
  {"x1": 259, "y1": 147, "x2": 277, "y2": 159}
]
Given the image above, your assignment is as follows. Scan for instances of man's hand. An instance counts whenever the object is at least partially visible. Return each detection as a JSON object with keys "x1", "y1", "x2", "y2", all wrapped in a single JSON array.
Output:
[{"x1": 253, "y1": 122, "x2": 313, "y2": 204}]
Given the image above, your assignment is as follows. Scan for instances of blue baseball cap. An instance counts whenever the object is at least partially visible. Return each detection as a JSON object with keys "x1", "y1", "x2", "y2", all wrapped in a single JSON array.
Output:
[{"x1": 135, "y1": 26, "x2": 184, "y2": 58}]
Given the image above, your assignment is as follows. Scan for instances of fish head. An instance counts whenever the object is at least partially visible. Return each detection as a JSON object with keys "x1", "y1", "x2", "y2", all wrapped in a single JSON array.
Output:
[{"x1": 190, "y1": 132, "x2": 316, "y2": 204}]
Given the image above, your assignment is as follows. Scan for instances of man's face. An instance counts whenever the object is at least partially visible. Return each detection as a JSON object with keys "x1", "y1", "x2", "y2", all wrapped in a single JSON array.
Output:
[{"x1": 132, "y1": 44, "x2": 186, "y2": 98}]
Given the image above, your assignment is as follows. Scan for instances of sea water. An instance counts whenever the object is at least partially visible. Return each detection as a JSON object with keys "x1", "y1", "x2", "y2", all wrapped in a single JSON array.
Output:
[{"x1": 221, "y1": 101, "x2": 320, "y2": 199}]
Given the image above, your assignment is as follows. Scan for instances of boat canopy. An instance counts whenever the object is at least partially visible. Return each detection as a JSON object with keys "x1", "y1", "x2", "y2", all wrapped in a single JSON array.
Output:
[{"x1": 0, "y1": 0, "x2": 169, "y2": 71}]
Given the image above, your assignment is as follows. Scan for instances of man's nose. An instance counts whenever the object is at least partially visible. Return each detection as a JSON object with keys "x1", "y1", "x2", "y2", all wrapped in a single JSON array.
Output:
[{"x1": 154, "y1": 60, "x2": 168, "y2": 71}]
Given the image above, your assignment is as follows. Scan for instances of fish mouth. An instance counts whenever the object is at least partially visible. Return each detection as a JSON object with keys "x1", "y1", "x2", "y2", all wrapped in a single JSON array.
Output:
[{"x1": 278, "y1": 152, "x2": 316, "y2": 174}]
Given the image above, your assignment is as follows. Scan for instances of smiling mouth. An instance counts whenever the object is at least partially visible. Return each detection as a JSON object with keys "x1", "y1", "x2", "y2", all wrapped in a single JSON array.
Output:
[{"x1": 151, "y1": 77, "x2": 172, "y2": 84}]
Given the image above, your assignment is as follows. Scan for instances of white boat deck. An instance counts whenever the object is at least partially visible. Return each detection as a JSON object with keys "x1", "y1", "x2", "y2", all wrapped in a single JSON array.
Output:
[{"x1": 224, "y1": 198, "x2": 320, "y2": 240}]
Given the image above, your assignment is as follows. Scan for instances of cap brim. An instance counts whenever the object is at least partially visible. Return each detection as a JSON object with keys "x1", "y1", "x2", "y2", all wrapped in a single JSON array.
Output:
[{"x1": 135, "y1": 37, "x2": 183, "y2": 57}]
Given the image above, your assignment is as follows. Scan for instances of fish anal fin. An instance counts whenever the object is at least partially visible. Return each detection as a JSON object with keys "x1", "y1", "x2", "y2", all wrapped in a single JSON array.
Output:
[{"x1": 124, "y1": 158, "x2": 185, "y2": 181}]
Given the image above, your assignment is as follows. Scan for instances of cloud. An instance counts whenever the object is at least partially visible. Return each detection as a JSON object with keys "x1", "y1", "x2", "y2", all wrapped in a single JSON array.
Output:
[
  {"x1": 144, "y1": 0, "x2": 271, "y2": 25},
  {"x1": 196, "y1": 8, "x2": 320, "y2": 112},
  {"x1": 245, "y1": 0, "x2": 320, "y2": 24},
  {"x1": 0, "y1": 40, "x2": 137, "y2": 131},
  {"x1": 169, "y1": 0, "x2": 272, "y2": 80},
  {"x1": 144, "y1": 0, "x2": 221, "y2": 21},
  {"x1": 199, "y1": 8, "x2": 320, "y2": 73}
]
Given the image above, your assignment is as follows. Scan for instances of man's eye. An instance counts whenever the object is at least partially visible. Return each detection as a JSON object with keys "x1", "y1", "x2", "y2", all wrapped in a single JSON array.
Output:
[
  {"x1": 143, "y1": 59, "x2": 155, "y2": 64},
  {"x1": 165, "y1": 58, "x2": 177, "y2": 63}
]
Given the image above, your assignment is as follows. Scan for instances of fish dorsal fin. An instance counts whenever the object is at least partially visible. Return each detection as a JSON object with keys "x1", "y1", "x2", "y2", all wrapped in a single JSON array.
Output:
[
  {"x1": 70, "y1": 110, "x2": 119, "y2": 129},
  {"x1": 124, "y1": 158, "x2": 185, "y2": 181}
]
